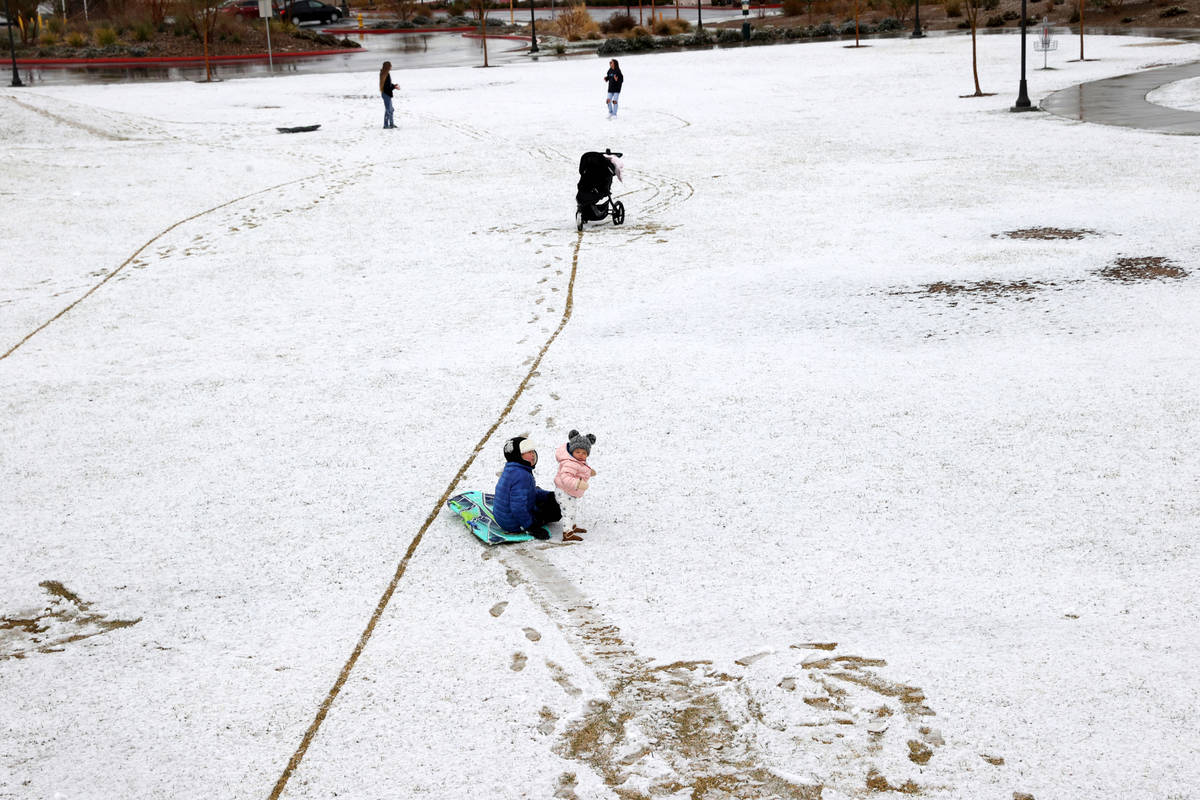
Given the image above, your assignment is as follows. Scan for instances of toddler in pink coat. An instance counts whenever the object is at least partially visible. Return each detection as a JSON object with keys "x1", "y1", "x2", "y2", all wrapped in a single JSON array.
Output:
[{"x1": 554, "y1": 430, "x2": 597, "y2": 542}]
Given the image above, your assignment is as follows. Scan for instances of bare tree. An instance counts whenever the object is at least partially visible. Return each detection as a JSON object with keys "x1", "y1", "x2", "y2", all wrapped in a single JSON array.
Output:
[
  {"x1": 182, "y1": 0, "x2": 223, "y2": 81},
  {"x1": 962, "y1": 0, "x2": 987, "y2": 96},
  {"x1": 11, "y1": 0, "x2": 42, "y2": 45},
  {"x1": 887, "y1": 0, "x2": 913, "y2": 23},
  {"x1": 470, "y1": 0, "x2": 488, "y2": 66},
  {"x1": 387, "y1": 0, "x2": 419, "y2": 22},
  {"x1": 140, "y1": 0, "x2": 171, "y2": 25},
  {"x1": 1076, "y1": 0, "x2": 1085, "y2": 59}
]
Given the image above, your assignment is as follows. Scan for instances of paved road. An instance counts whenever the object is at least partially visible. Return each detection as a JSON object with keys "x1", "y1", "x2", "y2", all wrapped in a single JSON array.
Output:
[{"x1": 1041, "y1": 60, "x2": 1200, "y2": 134}]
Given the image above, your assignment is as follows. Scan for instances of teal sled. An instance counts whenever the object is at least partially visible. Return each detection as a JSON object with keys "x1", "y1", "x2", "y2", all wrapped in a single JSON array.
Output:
[{"x1": 447, "y1": 490, "x2": 548, "y2": 545}]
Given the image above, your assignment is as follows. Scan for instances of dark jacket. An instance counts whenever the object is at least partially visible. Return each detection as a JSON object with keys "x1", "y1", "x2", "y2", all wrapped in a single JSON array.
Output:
[
  {"x1": 382, "y1": 74, "x2": 396, "y2": 98},
  {"x1": 605, "y1": 68, "x2": 623, "y2": 94},
  {"x1": 493, "y1": 461, "x2": 554, "y2": 532}
]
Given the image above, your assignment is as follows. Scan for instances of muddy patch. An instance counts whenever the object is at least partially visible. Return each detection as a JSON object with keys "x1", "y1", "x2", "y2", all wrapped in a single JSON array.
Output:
[
  {"x1": 893, "y1": 279, "x2": 1062, "y2": 303},
  {"x1": 498, "y1": 548, "x2": 1001, "y2": 798},
  {"x1": 993, "y1": 227, "x2": 1101, "y2": 240},
  {"x1": 1, "y1": 581, "x2": 140, "y2": 660},
  {"x1": 1094, "y1": 256, "x2": 1188, "y2": 282}
]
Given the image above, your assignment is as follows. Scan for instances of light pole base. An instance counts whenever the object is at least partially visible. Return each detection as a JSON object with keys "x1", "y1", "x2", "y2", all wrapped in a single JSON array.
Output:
[
  {"x1": 1011, "y1": 78, "x2": 1035, "y2": 112},
  {"x1": 910, "y1": 29, "x2": 924, "y2": 38}
]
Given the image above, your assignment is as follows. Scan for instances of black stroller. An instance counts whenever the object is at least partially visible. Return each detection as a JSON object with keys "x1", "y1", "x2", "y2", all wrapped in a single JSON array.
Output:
[{"x1": 575, "y1": 150, "x2": 626, "y2": 232}]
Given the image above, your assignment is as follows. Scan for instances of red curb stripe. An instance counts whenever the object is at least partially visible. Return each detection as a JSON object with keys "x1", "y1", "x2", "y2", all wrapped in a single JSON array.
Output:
[
  {"x1": 15, "y1": 48, "x2": 359, "y2": 67},
  {"x1": 323, "y1": 24, "x2": 476, "y2": 33},
  {"x1": 461, "y1": 32, "x2": 534, "y2": 41}
]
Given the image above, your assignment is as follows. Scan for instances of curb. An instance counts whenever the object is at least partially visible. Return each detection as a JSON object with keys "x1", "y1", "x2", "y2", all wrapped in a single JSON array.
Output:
[
  {"x1": 15, "y1": 48, "x2": 360, "y2": 67},
  {"x1": 323, "y1": 24, "x2": 476, "y2": 33}
]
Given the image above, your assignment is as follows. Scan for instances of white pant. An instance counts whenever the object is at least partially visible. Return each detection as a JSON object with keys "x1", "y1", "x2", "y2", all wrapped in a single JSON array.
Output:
[{"x1": 555, "y1": 489, "x2": 581, "y2": 529}]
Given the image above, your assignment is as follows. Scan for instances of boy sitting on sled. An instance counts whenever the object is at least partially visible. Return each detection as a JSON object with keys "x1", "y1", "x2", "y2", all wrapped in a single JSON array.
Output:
[{"x1": 493, "y1": 436, "x2": 561, "y2": 540}]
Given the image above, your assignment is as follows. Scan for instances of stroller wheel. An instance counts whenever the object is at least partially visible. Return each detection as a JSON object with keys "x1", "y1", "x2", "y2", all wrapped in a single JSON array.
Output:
[
  {"x1": 575, "y1": 210, "x2": 584, "y2": 232},
  {"x1": 612, "y1": 201, "x2": 625, "y2": 226}
]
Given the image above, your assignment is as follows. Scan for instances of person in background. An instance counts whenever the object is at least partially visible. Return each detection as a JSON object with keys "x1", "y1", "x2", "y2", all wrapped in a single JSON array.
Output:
[
  {"x1": 604, "y1": 59, "x2": 624, "y2": 117},
  {"x1": 380, "y1": 61, "x2": 397, "y2": 129}
]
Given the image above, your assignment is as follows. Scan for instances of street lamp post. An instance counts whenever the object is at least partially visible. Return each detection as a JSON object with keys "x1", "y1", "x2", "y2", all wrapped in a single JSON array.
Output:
[
  {"x1": 911, "y1": 0, "x2": 924, "y2": 37},
  {"x1": 529, "y1": 0, "x2": 538, "y2": 52},
  {"x1": 1011, "y1": 0, "x2": 1033, "y2": 110},
  {"x1": 697, "y1": 0, "x2": 702, "y2": 32},
  {"x1": 5, "y1": 0, "x2": 23, "y2": 87},
  {"x1": 741, "y1": 0, "x2": 749, "y2": 41}
]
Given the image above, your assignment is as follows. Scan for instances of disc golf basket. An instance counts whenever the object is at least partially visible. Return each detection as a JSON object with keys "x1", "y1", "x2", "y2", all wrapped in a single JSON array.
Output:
[{"x1": 1034, "y1": 17, "x2": 1057, "y2": 70}]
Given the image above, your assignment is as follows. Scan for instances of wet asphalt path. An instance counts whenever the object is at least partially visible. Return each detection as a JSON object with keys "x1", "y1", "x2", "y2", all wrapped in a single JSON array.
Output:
[{"x1": 1041, "y1": 59, "x2": 1200, "y2": 134}]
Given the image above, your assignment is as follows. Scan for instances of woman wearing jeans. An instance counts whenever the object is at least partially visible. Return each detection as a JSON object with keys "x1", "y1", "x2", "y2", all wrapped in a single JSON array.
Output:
[
  {"x1": 379, "y1": 61, "x2": 396, "y2": 129},
  {"x1": 604, "y1": 59, "x2": 623, "y2": 117}
]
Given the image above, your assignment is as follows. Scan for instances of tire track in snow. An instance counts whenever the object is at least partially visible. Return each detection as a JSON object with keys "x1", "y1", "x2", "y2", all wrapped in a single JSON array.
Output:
[{"x1": 0, "y1": 166, "x2": 371, "y2": 362}]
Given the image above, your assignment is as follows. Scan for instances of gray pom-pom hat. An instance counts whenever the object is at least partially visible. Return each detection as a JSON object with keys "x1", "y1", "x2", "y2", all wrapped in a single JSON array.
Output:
[{"x1": 566, "y1": 430, "x2": 597, "y2": 456}]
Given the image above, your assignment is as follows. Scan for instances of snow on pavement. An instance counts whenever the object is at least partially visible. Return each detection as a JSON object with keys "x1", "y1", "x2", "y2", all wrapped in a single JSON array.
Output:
[{"x1": 2, "y1": 32, "x2": 1199, "y2": 800}]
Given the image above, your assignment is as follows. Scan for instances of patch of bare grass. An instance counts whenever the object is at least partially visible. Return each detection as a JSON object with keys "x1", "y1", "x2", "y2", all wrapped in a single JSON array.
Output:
[
  {"x1": 995, "y1": 227, "x2": 1100, "y2": 240},
  {"x1": 1095, "y1": 256, "x2": 1188, "y2": 282}
]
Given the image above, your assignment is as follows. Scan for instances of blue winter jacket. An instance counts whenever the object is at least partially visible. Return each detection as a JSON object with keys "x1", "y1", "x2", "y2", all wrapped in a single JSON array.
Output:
[{"x1": 493, "y1": 461, "x2": 553, "y2": 532}]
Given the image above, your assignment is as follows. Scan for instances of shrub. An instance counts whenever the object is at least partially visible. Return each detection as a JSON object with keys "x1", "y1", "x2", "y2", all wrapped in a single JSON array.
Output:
[
  {"x1": 814, "y1": 19, "x2": 837, "y2": 34},
  {"x1": 876, "y1": 16, "x2": 902, "y2": 30},
  {"x1": 131, "y1": 21, "x2": 154, "y2": 41},
  {"x1": 1001, "y1": 9, "x2": 1019, "y2": 19},
  {"x1": 628, "y1": 24, "x2": 651, "y2": 36},
  {"x1": 956, "y1": 19, "x2": 970, "y2": 27},
  {"x1": 651, "y1": 17, "x2": 671, "y2": 34},
  {"x1": 717, "y1": 27, "x2": 742, "y2": 41},
  {"x1": 94, "y1": 26, "x2": 119, "y2": 46},
  {"x1": 982, "y1": 0, "x2": 999, "y2": 9},
  {"x1": 447, "y1": 0, "x2": 466, "y2": 14},
  {"x1": 944, "y1": 0, "x2": 961, "y2": 15},
  {"x1": 985, "y1": 13, "x2": 1004, "y2": 25},
  {"x1": 597, "y1": 35, "x2": 630, "y2": 52},
  {"x1": 749, "y1": 25, "x2": 777, "y2": 39},
  {"x1": 1159, "y1": 5, "x2": 1186, "y2": 16},
  {"x1": 38, "y1": 31, "x2": 59, "y2": 45},
  {"x1": 1120, "y1": 15, "x2": 1134, "y2": 21},
  {"x1": 686, "y1": 29, "x2": 712, "y2": 45},
  {"x1": 65, "y1": 30, "x2": 89, "y2": 46},
  {"x1": 46, "y1": 16, "x2": 66, "y2": 34},
  {"x1": 600, "y1": 12, "x2": 636, "y2": 33},
  {"x1": 553, "y1": 4, "x2": 599, "y2": 40}
]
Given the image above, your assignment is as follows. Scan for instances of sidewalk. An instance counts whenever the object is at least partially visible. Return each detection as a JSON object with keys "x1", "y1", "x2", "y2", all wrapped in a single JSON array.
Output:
[{"x1": 1041, "y1": 60, "x2": 1200, "y2": 134}]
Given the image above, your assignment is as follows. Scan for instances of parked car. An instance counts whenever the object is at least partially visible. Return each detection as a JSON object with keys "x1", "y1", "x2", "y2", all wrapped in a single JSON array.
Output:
[
  {"x1": 221, "y1": 0, "x2": 282, "y2": 18},
  {"x1": 279, "y1": 0, "x2": 343, "y2": 25}
]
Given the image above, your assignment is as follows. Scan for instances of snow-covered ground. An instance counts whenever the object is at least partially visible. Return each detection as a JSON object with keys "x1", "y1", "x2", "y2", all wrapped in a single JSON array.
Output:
[
  {"x1": 2, "y1": 32, "x2": 1199, "y2": 800},
  {"x1": 1147, "y1": 74, "x2": 1200, "y2": 110}
]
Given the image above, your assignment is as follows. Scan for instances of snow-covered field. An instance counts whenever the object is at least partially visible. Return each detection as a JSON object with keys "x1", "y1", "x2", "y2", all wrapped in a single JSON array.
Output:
[{"x1": 2, "y1": 32, "x2": 1199, "y2": 800}]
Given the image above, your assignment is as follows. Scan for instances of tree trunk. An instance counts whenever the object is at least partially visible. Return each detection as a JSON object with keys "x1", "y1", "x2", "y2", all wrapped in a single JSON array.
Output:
[
  {"x1": 1078, "y1": 0, "x2": 1084, "y2": 59},
  {"x1": 970, "y1": 21, "x2": 981, "y2": 95},
  {"x1": 480, "y1": 11, "x2": 488, "y2": 66},
  {"x1": 203, "y1": 24, "x2": 211, "y2": 81}
]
